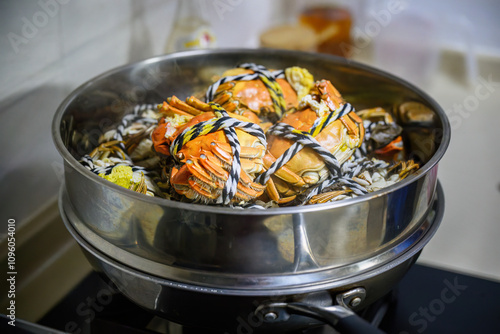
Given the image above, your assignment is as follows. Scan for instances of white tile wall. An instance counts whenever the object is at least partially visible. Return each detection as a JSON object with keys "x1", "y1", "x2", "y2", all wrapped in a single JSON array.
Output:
[
  {"x1": 0, "y1": 0, "x2": 178, "y2": 228},
  {"x1": 0, "y1": 1, "x2": 61, "y2": 101},
  {"x1": 0, "y1": 0, "x2": 499, "y2": 281}
]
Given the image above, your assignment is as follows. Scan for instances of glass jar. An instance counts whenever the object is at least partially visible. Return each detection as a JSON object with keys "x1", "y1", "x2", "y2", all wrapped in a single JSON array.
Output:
[{"x1": 299, "y1": 6, "x2": 352, "y2": 57}]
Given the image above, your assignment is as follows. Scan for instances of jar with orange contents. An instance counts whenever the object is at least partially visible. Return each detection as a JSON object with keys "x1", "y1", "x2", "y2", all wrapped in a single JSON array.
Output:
[{"x1": 299, "y1": 6, "x2": 352, "y2": 57}]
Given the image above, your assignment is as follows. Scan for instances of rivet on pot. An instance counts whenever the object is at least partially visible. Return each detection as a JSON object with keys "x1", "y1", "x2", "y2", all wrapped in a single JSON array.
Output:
[
  {"x1": 336, "y1": 287, "x2": 366, "y2": 309},
  {"x1": 264, "y1": 312, "x2": 278, "y2": 321},
  {"x1": 350, "y1": 297, "x2": 362, "y2": 307}
]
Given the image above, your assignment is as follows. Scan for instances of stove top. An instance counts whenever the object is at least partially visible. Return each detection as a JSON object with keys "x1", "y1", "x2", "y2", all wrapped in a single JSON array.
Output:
[{"x1": 4, "y1": 264, "x2": 500, "y2": 334}]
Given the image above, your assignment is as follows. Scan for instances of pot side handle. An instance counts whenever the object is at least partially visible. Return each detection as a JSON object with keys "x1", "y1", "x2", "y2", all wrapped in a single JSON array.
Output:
[{"x1": 260, "y1": 302, "x2": 386, "y2": 334}]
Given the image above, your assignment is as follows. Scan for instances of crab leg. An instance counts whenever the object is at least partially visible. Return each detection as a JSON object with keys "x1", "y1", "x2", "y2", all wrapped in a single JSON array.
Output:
[
  {"x1": 212, "y1": 91, "x2": 232, "y2": 106},
  {"x1": 240, "y1": 158, "x2": 264, "y2": 175},
  {"x1": 233, "y1": 177, "x2": 266, "y2": 201},
  {"x1": 356, "y1": 107, "x2": 395, "y2": 123},
  {"x1": 198, "y1": 151, "x2": 265, "y2": 193},
  {"x1": 90, "y1": 140, "x2": 128, "y2": 160},
  {"x1": 214, "y1": 81, "x2": 236, "y2": 94},
  {"x1": 390, "y1": 160, "x2": 419, "y2": 179},
  {"x1": 187, "y1": 179, "x2": 219, "y2": 200},
  {"x1": 221, "y1": 100, "x2": 240, "y2": 113},
  {"x1": 307, "y1": 190, "x2": 349, "y2": 204},
  {"x1": 158, "y1": 101, "x2": 195, "y2": 119},
  {"x1": 186, "y1": 96, "x2": 212, "y2": 111},
  {"x1": 197, "y1": 151, "x2": 227, "y2": 178},
  {"x1": 265, "y1": 177, "x2": 297, "y2": 204},
  {"x1": 263, "y1": 153, "x2": 306, "y2": 187},
  {"x1": 317, "y1": 79, "x2": 344, "y2": 110},
  {"x1": 167, "y1": 96, "x2": 205, "y2": 116},
  {"x1": 180, "y1": 154, "x2": 265, "y2": 202},
  {"x1": 185, "y1": 159, "x2": 222, "y2": 189}
]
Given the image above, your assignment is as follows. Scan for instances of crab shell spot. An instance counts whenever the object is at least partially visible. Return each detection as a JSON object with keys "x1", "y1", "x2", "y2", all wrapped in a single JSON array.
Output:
[{"x1": 235, "y1": 82, "x2": 271, "y2": 112}]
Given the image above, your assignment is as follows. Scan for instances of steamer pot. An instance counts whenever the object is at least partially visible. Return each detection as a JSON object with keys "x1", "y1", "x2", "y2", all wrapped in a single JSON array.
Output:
[{"x1": 59, "y1": 182, "x2": 444, "y2": 333}]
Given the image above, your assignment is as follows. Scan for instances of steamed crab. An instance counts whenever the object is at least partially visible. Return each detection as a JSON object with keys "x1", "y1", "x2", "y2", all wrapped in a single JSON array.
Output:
[
  {"x1": 205, "y1": 64, "x2": 315, "y2": 123},
  {"x1": 259, "y1": 80, "x2": 365, "y2": 204},
  {"x1": 152, "y1": 96, "x2": 267, "y2": 204},
  {"x1": 356, "y1": 107, "x2": 405, "y2": 161},
  {"x1": 80, "y1": 105, "x2": 165, "y2": 197},
  {"x1": 79, "y1": 62, "x2": 423, "y2": 207}
]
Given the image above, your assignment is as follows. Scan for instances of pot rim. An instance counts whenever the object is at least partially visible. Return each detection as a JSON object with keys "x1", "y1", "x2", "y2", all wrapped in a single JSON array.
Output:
[{"x1": 52, "y1": 48, "x2": 450, "y2": 216}]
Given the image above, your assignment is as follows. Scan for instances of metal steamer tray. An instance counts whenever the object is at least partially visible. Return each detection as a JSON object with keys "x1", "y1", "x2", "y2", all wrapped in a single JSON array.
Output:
[{"x1": 53, "y1": 49, "x2": 450, "y2": 333}]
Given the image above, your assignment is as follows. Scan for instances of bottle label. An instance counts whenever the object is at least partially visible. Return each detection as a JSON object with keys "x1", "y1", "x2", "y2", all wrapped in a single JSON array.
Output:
[{"x1": 177, "y1": 27, "x2": 216, "y2": 50}]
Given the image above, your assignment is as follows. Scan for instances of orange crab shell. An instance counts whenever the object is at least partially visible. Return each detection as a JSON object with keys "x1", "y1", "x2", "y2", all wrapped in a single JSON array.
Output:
[
  {"x1": 151, "y1": 117, "x2": 172, "y2": 156},
  {"x1": 219, "y1": 68, "x2": 299, "y2": 114},
  {"x1": 152, "y1": 109, "x2": 267, "y2": 202},
  {"x1": 152, "y1": 112, "x2": 222, "y2": 157},
  {"x1": 266, "y1": 109, "x2": 364, "y2": 187},
  {"x1": 262, "y1": 80, "x2": 364, "y2": 202}
]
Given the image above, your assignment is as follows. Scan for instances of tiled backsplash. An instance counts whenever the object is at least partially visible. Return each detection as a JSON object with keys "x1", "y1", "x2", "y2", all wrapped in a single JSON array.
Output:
[{"x1": 0, "y1": 0, "x2": 174, "y2": 228}]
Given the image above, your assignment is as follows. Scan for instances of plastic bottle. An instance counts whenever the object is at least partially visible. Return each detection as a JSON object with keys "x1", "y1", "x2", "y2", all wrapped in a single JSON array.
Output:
[{"x1": 164, "y1": 0, "x2": 216, "y2": 53}]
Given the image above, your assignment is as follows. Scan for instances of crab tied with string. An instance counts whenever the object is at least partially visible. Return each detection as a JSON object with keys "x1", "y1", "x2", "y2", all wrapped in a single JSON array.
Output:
[
  {"x1": 205, "y1": 63, "x2": 314, "y2": 124},
  {"x1": 151, "y1": 95, "x2": 268, "y2": 205},
  {"x1": 256, "y1": 79, "x2": 367, "y2": 204},
  {"x1": 78, "y1": 104, "x2": 165, "y2": 196}
]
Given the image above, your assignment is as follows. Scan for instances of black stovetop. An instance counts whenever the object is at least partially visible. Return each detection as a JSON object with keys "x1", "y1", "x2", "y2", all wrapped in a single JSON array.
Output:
[{"x1": 8, "y1": 264, "x2": 500, "y2": 334}]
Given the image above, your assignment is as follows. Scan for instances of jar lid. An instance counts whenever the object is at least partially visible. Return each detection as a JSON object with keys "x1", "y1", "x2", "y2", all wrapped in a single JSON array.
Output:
[{"x1": 260, "y1": 25, "x2": 317, "y2": 51}]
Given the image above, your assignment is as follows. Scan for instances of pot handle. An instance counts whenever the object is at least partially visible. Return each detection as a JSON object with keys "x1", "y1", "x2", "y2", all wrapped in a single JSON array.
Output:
[{"x1": 259, "y1": 302, "x2": 386, "y2": 334}]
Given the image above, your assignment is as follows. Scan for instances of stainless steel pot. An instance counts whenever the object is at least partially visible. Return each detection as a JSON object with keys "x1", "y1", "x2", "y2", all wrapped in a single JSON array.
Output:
[
  {"x1": 53, "y1": 49, "x2": 450, "y2": 332},
  {"x1": 60, "y1": 182, "x2": 444, "y2": 333}
]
